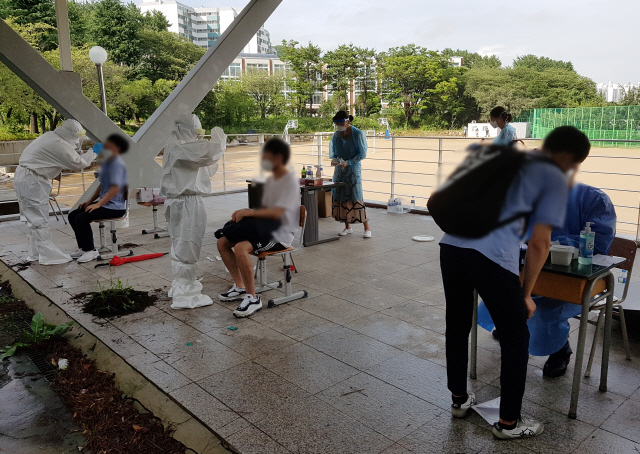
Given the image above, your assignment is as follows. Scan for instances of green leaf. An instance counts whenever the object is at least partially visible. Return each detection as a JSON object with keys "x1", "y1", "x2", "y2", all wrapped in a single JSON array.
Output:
[{"x1": 30, "y1": 312, "x2": 44, "y2": 335}]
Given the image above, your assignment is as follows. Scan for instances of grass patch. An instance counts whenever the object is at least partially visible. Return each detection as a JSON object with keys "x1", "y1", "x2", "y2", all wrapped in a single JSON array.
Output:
[{"x1": 74, "y1": 278, "x2": 157, "y2": 318}]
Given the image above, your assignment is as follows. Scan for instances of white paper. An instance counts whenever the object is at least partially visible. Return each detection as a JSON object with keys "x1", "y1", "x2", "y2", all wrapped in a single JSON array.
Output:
[
  {"x1": 592, "y1": 255, "x2": 625, "y2": 267},
  {"x1": 472, "y1": 397, "x2": 500, "y2": 425}
]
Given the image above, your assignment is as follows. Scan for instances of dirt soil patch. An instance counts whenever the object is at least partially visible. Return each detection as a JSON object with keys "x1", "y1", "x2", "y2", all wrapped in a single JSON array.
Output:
[
  {"x1": 119, "y1": 243, "x2": 140, "y2": 249},
  {"x1": 0, "y1": 280, "x2": 34, "y2": 346},
  {"x1": 44, "y1": 339, "x2": 186, "y2": 454},
  {"x1": 73, "y1": 289, "x2": 157, "y2": 318}
]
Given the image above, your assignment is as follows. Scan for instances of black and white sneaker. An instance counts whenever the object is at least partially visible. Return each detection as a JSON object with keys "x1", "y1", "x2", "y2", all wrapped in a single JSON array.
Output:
[
  {"x1": 233, "y1": 295, "x2": 262, "y2": 318},
  {"x1": 492, "y1": 416, "x2": 544, "y2": 440},
  {"x1": 219, "y1": 285, "x2": 246, "y2": 302},
  {"x1": 451, "y1": 392, "x2": 476, "y2": 418}
]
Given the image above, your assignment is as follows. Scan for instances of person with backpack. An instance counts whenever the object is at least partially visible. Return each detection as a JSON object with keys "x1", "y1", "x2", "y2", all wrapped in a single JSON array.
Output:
[
  {"x1": 490, "y1": 106, "x2": 516, "y2": 145},
  {"x1": 432, "y1": 126, "x2": 591, "y2": 439}
]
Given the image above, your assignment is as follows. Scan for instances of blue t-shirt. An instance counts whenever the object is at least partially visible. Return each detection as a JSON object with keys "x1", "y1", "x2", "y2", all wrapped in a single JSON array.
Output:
[
  {"x1": 99, "y1": 156, "x2": 128, "y2": 210},
  {"x1": 494, "y1": 123, "x2": 516, "y2": 145},
  {"x1": 441, "y1": 156, "x2": 569, "y2": 275}
]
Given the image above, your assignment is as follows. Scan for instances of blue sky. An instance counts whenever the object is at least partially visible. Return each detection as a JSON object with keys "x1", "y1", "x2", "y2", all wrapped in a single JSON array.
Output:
[{"x1": 172, "y1": 0, "x2": 639, "y2": 83}]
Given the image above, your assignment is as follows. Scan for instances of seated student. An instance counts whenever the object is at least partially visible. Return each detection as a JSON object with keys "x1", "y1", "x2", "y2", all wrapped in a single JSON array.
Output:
[
  {"x1": 68, "y1": 134, "x2": 129, "y2": 263},
  {"x1": 478, "y1": 182, "x2": 616, "y2": 377},
  {"x1": 216, "y1": 138, "x2": 300, "y2": 318}
]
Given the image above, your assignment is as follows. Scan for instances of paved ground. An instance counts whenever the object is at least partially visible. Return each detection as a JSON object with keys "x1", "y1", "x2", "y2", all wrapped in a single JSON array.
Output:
[
  {"x1": 0, "y1": 354, "x2": 89, "y2": 453},
  {"x1": 1, "y1": 192, "x2": 640, "y2": 454}
]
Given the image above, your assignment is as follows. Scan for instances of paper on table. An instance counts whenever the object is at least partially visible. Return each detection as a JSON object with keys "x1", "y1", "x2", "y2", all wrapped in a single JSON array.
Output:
[
  {"x1": 592, "y1": 255, "x2": 625, "y2": 267},
  {"x1": 472, "y1": 397, "x2": 500, "y2": 425}
]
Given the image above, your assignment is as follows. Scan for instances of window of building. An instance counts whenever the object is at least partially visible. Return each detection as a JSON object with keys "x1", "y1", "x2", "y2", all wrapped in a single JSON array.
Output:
[{"x1": 246, "y1": 63, "x2": 269, "y2": 74}]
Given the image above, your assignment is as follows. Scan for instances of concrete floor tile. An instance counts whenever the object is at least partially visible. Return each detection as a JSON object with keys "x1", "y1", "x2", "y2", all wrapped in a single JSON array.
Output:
[
  {"x1": 379, "y1": 444, "x2": 413, "y2": 454},
  {"x1": 294, "y1": 270, "x2": 357, "y2": 292},
  {"x1": 346, "y1": 312, "x2": 440, "y2": 351},
  {"x1": 575, "y1": 428, "x2": 640, "y2": 454},
  {"x1": 215, "y1": 417, "x2": 254, "y2": 439},
  {"x1": 169, "y1": 383, "x2": 240, "y2": 431},
  {"x1": 303, "y1": 326, "x2": 402, "y2": 371},
  {"x1": 382, "y1": 301, "x2": 447, "y2": 335},
  {"x1": 127, "y1": 352, "x2": 192, "y2": 393},
  {"x1": 601, "y1": 399, "x2": 640, "y2": 443},
  {"x1": 226, "y1": 425, "x2": 292, "y2": 454},
  {"x1": 390, "y1": 266, "x2": 443, "y2": 287},
  {"x1": 255, "y1": 343, "x2": 359, "y2": 393},
  {"x1": 317, "y1": 372, "x2": 443, "y2": 442},
  {"x1": 327, "y1": 283, "x2": 407, "y2": 311},
  {"x1": 294, "y1": 293, "x2": 376, "y2": 325},
  {"x1": 255, "y1": 305, "x2": 338, "y2": 341},
  {"x1": 354, "y1": 274, "x2": 437, "y2": 299}
]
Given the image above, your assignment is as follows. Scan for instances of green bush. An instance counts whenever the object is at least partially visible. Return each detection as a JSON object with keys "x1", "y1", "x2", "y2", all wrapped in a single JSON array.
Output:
[{"x1": 0, "y1": 125, "x2": 38, "y2": 141}]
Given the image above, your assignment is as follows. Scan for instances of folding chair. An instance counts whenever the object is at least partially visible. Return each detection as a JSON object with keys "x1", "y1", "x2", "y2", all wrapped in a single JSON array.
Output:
[
  {"x1": 92, "y1": 187, "x2": 133, "y2": 261},
  {"x1": 253, "y1": 206, "x2": 308, "y2": 308},
  {"x1": 585, "y1": 237, "x2": 636, "y2": 377},
  {"x1": 49, "y1": 173, "x2": 66, "y2": 224}
]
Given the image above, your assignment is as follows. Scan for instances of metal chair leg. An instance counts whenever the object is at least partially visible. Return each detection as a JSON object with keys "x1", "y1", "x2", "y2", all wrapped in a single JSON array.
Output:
[
  {"x1": 617, "y1": 305, "x2": 632, "y2": 360},
  {"x1": 49, "y1": 200, "x2": 59, "y2": 221},
  {"x1": 53, "y1": 198, "x2": 67, "y2": 224},
  {"x1": 585, "y1": 309, "x2": 604, "y2": 378}
]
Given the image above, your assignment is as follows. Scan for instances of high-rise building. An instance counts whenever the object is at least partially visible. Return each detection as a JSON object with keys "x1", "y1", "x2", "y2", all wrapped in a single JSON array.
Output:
[
  {"x1": 139, "y1": 0, "x2": 273, "y2": 53},
  {"x1": 597, "y1": 81, "x2": 639, "y2": 103}
]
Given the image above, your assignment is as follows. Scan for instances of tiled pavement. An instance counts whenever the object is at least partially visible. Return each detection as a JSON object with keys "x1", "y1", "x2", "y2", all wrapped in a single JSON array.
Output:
[{"x1": 1, "y1": 192, "x2": 640, "y2": 454}]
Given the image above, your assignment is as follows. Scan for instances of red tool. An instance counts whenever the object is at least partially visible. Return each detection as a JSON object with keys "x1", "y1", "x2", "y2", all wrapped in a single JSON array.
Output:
[{"x1": 94, "y1": 252, "x2": 168, "y2": 268}]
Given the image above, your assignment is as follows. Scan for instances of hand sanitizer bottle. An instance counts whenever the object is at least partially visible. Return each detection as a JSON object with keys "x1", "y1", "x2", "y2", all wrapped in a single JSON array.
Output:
[{"x1": 579, "y1": 221, "x2": 595, "y2": 265}]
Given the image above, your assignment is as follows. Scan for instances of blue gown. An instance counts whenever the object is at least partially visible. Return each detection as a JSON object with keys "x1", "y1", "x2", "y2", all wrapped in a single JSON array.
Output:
[
  {"x1": 477, "y1": 184, "x2": 617, "y2": 355},
  {"x1": 330, "y1": 126, "x2": 368, "y2": 223},
  {"x1": 494, "y1": 123, "x2": 516, "y2": 145}
]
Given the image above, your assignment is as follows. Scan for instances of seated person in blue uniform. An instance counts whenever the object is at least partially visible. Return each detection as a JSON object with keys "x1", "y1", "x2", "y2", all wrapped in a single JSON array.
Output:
[{"x1": 477, "y1": 182, "x2": 616, "y2": 377}]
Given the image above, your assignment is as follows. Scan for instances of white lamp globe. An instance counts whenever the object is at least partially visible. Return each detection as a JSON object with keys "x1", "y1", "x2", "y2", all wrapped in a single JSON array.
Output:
[{"x1": 89, "y1": 46, "x2": 108, "y2": 65}]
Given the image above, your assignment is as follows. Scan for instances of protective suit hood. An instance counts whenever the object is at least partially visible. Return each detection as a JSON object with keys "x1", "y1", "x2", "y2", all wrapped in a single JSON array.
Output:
[
  {"x1": 54, "y1": 119, "x2": 85, "y2": 145},
  {"x1": 174, "y1": 113, "x2": 204, "y2": 142}
]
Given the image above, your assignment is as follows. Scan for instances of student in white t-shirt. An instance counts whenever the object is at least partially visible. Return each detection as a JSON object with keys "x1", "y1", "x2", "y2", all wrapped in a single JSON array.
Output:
[{"x1": 217, "y1": 138, "x2": 300, "y2": 318}]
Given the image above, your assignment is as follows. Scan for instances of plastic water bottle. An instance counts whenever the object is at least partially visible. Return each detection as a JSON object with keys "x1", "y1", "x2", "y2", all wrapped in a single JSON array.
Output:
[
  {"x1": 411, "y1": 197, "x2": 416, "y2": 211},
  {"x1": 618, "y1": 269, "x2": 628, "y2": 284}
]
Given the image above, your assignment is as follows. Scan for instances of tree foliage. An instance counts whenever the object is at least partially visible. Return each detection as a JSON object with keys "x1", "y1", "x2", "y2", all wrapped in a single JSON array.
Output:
[
  {"x1": 513, "y1": 54, "x2": 574, "y2": 72},
  {"x1": 91, "y1": 0, "x2": 142, "y2": 66},
  {"x1": 279, "y1": 40, "x2": 322, "y2": 116}
]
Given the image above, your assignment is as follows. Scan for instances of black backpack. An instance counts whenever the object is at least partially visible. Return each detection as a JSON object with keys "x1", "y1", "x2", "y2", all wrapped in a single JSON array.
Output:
[{"x1": 427, "y1": 143, "x2": 549, "y2": 238}]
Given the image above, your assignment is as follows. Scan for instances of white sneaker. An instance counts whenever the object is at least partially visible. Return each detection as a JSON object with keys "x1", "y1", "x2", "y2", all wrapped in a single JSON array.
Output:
[
  {"x1": 218, "y1": 285, "x2": 246, "y2": 302},
  {"x1": 492, "y1": 416, "x2": 544, "y2": 440},
  {"x1": 339, "y1": 228, "x2": 353, "y2": 236},
  {"x1": 450, "y1": 392, "x2": 476, "y2": 419},
  {"x1": 77, "y1": 250, "x2": 100, "y2": 263},
  {"x1": 233, "y1": 295, "x2": 262, "y2": 318},
  {"x1": 363, "y1": 230, "x2": 372, "y2": 238},
  {"x1": 70, "y1": 249, "x2": 85, "y2": 260}
]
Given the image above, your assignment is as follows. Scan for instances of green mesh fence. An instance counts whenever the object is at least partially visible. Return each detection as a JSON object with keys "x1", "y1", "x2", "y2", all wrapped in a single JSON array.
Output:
[{"x1": 515, "y1": 107, "x2": 640, "y2": 148}]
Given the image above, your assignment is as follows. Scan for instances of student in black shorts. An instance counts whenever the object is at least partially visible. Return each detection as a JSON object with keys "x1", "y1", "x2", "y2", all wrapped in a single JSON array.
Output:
[{"x1": 216, "y1": 138, "x2": 300, "y2": 318}]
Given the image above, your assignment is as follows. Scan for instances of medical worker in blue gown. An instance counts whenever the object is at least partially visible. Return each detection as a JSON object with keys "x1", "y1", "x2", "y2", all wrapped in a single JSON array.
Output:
[{"x1": 477, "y1": 183, "x2": 616, "y2": 377}]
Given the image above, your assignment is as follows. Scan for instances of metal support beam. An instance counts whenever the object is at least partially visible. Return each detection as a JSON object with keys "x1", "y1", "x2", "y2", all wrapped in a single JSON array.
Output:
[
  {"x1": 54, "y1": 0, "x2": 73, "y2": 71},
  {"x1": 0, "y1": 0, "x2": 282, "y2": 194}
]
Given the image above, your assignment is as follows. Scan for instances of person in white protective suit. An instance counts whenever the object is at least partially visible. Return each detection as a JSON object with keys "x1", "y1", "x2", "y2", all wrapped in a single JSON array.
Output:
[
  {"x1": 14, "y1": 119, "x2": 96, "y2": 265},
  {"x1": 161, "y1": 113, "x2": 225, "y2": 309}
]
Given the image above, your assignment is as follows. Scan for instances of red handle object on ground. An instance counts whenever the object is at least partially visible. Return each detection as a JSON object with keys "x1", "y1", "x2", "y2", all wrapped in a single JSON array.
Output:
[{"x1": 95, "y1": 252, "x2": 167, "y2": 268}]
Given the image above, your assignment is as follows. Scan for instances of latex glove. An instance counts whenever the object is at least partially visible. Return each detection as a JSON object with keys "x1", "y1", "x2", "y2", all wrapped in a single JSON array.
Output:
[
  {"x1": 331, "y1": 158, "x2": 340, "y2": 167},
  {"x1": 93, "y1": 143, "x2": 104, "y2": 154},
  {"x1": 339, "y1": 159, "x2": 349, "y2": 168}
]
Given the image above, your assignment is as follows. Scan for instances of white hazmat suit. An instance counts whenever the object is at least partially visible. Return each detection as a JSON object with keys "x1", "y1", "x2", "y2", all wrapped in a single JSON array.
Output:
[
  {"x1": 161, "y1": 114, "x2": 225, "y2": 309},
  {"x1": 14, "y1": 119, "x2": 96, "y2": 265}
]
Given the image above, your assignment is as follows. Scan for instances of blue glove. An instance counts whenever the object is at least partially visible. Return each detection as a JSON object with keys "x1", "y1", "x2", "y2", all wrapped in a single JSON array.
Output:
[{"x1": 92, "y1": 143, "x2": 103, "y2": 154}]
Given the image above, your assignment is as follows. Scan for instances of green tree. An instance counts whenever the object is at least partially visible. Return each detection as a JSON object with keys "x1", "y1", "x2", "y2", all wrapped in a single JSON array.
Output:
[
  {"x1": 91, "y1": 0, "x2": 142, "y2": 66},
  {"x1": 242, "y1": 71, "x2": 286, "y2": 119},
  {"x1": 67, "y1": 0, "x2": 95, "y2": 47},
  {"x1": 323, "y1": 44, "x2": 360, "y2": 112},
  {"x1": 378, "y1": 45, "x2": 456, "y2": 125},
  {"x1": 355, "y1": 47, "x2": 377, "y2": 116},
  {"x1": 441, "y1": 49, "x2": 501, "y2": 69},
  {"x1": 513, "y1": 54, "x2": 574, "y2": 72},
  {"x1": 5, "y1": 0, "x2": 55, "y2": 26},
  {"x1": 132, "y1": 29, "x2": 205, "y2": 82},
  {"x1": 279, "y1": 40, "x2": 322, "y2": 116},
  {"x1": 620, "y1": 86, "x2": 640, "y2": 106},
  {"x1": 142, "y1": 10, "x2": 170, "y2": 32}
]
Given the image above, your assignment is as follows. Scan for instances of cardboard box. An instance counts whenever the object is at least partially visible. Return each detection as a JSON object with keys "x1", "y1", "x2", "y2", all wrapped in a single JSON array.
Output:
[
  {"x1": 135, "y1": 187, "x2": 164, "y2": 203},
  {"x1": 318, "y1": 190, "x2": 332, "y2": 218}
]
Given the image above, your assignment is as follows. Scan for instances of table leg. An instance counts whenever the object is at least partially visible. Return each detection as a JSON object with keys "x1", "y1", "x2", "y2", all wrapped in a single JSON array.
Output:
[
  {"x1": 569, "y1": 279, "x2": 597, "y2": 419},
  {"x1": 600, "y1": 272, "x2": 615, "y2": 392},
  {"x1": 470, "y1": 289, "x2": 478, "y2": 380},
  {"x1": 302, "y1": 190, "x2": 319, "y2": 246}
]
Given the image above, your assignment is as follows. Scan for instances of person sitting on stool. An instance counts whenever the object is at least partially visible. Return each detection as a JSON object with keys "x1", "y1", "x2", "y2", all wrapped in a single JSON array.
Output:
[
  {"x1": 68, "y1": 134, "x2": 129, "y2": 263},
  {"x1": 478, "y1": 182, "x2": 616, "y2": 377}
]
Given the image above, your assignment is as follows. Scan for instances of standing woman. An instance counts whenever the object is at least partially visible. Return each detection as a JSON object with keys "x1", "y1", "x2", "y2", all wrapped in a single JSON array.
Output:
[
  {"x1": 490, "y1": 106, "x2": 516, "y2": 145},
  {"x1": 330, "y1": 111, "x2": 372, "y2": 238}
]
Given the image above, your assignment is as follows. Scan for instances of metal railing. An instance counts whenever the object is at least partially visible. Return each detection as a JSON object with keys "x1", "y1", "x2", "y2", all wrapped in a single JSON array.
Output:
[{"x1": 3, "y1": 134, "x2": 640, "y2": 241}]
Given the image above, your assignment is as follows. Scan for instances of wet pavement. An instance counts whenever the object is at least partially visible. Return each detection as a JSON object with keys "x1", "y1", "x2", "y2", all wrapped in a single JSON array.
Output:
[
  {"x1": 1, "y1": 192, "x2": 640, "y2": 454},
  {"x1": 0, "y1": 354, "x2": 88, "y2": 453}
]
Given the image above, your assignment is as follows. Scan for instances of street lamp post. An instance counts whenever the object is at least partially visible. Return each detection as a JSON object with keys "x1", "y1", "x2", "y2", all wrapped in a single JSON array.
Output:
[{"x1": 89, "y1": 46, "x2": 108, "y2": 115}]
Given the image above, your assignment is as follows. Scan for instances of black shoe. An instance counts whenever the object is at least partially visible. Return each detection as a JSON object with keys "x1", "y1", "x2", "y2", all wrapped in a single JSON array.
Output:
[
  {"x1": 492, "y1": 329, "x2": 499, "y2": 340},
  {"x1": 218, "y1": 285, "x2": 246, "y2": 302},
  {"x1": 543, "y1": 341, "x2": 573, "y2": 377}
]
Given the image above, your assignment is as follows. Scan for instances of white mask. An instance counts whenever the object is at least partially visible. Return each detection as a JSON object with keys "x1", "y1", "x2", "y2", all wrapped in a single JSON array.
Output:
[
  {"x1": 489, "y1": 121, "x2": 498, "y2": 128},
  {"x1": 261, "y1": 159, "x2": 273, "y2": 171},
  {"x1": 336, "y1": 125, "x2": 347, "y2": 132},
  {"x1": 101, "y1": 148, "x2": 113, "y2": 160}
]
